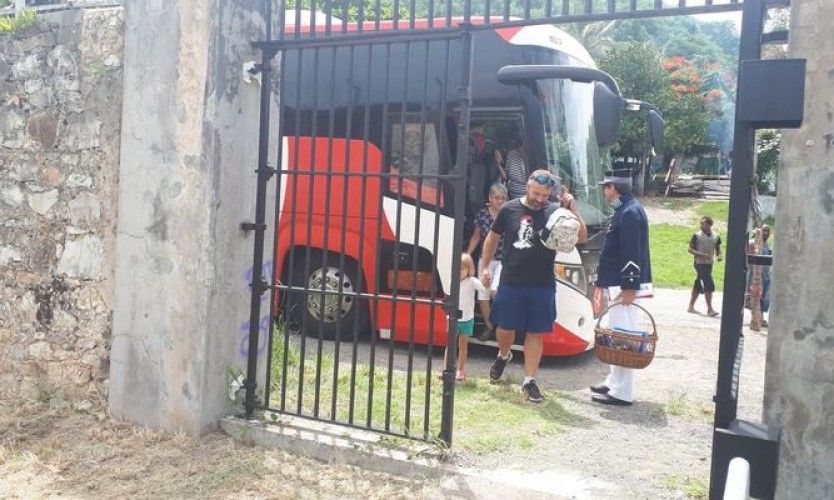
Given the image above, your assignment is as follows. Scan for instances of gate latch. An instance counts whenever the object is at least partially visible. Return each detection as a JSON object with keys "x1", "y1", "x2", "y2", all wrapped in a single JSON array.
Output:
[{"x1": 240, "y1": 222, "x2": 267, "y2": 232}]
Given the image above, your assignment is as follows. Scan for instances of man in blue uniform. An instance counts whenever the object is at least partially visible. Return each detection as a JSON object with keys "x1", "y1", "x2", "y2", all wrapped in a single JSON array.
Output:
[{"x1": 591, "y1": 171, "x2": 652, "y2": 406}]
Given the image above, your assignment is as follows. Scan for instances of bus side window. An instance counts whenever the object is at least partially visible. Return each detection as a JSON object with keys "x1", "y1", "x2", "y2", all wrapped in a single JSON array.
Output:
[{"x1": 388, "y1": 119, "x2": 445, "y2": 208}]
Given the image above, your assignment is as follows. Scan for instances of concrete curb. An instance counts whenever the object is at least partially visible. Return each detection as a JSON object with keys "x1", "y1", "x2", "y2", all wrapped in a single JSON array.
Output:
[
  {"x1": 221, "y1": 414, "x2": 621, "y2": 498},
  {"x1": 220, "y1": 414, "x2": 446, "y2": 480}
]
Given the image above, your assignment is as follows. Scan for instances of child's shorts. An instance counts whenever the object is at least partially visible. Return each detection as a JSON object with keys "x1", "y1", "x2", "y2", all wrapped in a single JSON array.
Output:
[{"x1": 457, "y1": 319, "x2": 475, "y2": 337}]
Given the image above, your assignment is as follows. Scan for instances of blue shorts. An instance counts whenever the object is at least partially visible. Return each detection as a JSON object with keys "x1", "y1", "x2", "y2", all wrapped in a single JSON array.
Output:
[{"x1": 490, "y1": 284, "x2": 556, "y2": 334}]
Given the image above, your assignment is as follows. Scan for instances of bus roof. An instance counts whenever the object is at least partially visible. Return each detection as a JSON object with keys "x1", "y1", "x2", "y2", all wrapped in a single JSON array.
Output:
[{"x1": 284, "y1": 13, "x2": 595, "y2": 67}]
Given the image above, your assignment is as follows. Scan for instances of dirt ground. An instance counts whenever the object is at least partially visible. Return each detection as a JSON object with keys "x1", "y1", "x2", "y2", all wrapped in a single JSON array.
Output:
[{"x1": 1, "y1": 288, "x2": 767, "y2": 499}]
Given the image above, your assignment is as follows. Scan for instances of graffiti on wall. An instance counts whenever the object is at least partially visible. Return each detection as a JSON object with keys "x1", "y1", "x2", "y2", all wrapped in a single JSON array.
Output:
[{"x1": 239, "y1": 260, "x2": 273, "y2": 358}]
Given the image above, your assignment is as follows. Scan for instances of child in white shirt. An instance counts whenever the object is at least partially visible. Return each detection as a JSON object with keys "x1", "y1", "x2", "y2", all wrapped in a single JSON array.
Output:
[{"x1": 444, "y1": 253, "x2": 487, "y2": 381}]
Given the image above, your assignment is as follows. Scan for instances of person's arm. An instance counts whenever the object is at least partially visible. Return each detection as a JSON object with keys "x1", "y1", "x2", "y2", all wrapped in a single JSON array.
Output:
[
  {"x1": 560, "y1": 192, "x2": 587, "y2": 244},
  {"x1": 688, "y1": 234, "x2": 706, "y2": 257},
  {"x1": 494, "y1": 150, "x2": 507, "y2": 181},
  {"x1": 471, "y1": 276, "x2": 488, "y2": 294},
  {"x1": 479, "y1": 230, "x2": 500, "y2": 287},
  {"x1": 466, "y1": 227, "x2": 482, "y2": 255},
  {"x1": 716, "y1": 235, "x2": 723, "y2": 261},
  {"x1": 617, "y1": 211, "x2": 644, "y2": 304}
]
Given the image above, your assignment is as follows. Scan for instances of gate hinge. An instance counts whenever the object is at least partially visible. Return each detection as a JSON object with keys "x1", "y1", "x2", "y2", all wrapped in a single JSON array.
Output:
[
  {"x1": 240, "y1": 222, "x2": 267, "y2": 232},
  {"x1": 249, "y1": 279, "x2": 270, "y2": 294},
  {"x1": 255, "y1": 163, "x2": 276, "y2": 179}
]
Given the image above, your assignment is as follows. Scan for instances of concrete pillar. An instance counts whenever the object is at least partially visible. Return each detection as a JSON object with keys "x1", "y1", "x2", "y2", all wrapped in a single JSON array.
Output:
[
  {"x1": 763, "y1": 0, "x2": 834, "y2": 497},
  {"x1": 109, "y1": 0, "x2": 274, "y2": 435}
]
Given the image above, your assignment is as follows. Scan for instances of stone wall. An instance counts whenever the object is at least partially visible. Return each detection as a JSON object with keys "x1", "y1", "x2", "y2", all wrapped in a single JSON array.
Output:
[{"x1": 0, "y1": 7, "x2": 124, "y2": 407}]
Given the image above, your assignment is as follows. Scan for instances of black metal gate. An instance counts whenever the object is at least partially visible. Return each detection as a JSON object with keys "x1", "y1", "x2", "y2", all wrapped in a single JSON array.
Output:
[
  {"x1": 241, "y1": 1, "x2": 792, "y2": 484},
  {"x1": 244, "y1": 21, "x2": 473, "y2": 443}
]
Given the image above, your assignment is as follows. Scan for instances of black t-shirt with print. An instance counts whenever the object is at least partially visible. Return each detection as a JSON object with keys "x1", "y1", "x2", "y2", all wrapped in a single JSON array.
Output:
[{"x1": 490, "y1": 198, "x2": 558, "y2": 287}]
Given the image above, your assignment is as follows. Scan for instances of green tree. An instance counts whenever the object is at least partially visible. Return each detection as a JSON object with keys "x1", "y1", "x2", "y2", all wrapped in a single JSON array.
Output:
[
  {"x1": 599, "y1": 42, "x2": 711, "y2": 158},
  {"x1": 755, "y1": 130, "x2": 780, "y2": 193}
]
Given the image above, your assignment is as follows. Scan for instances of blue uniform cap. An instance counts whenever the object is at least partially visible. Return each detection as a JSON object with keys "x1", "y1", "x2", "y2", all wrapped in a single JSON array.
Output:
[{"x1": 597, "y1": 169, "x2": 632, "y2": 187}]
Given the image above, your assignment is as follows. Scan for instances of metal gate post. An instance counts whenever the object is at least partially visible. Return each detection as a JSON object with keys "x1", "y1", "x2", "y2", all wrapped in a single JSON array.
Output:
[
  {"x1": 439, "y1": 26, "x2": 473, "y2": 446},
  {"x1": 713, "y1": 0, "x2": 764, "y2": 434},
  {"x1": 243, "y1": 44, "x2": 278, "y2": 418},
  {"x1": 710, "y1": 0, "x2": 766, "y2": 498}
]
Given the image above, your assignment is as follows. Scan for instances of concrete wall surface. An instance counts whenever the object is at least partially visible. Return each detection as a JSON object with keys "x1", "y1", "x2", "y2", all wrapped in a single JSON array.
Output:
[
  {"x1": 108, "y1": 0, "x2": 273, "y2": 435},
  {"x1": 764, "y1": 0, "x2": 834, "y2": 497},
  {"x1": 0, "y1": 7, "x2": 124, "y2": 408}
]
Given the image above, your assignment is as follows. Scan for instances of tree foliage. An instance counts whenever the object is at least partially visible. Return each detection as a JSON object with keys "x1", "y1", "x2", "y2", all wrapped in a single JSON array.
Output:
[
  {"x1": 598, "y1": 42, "x2": 712, "y2": 158},
  {"x1": 574, "y1": 15, "x2": 739, "y2": 159},
  {"x1": 755, "y1": 130, "x2": 780, "y2": 193}
]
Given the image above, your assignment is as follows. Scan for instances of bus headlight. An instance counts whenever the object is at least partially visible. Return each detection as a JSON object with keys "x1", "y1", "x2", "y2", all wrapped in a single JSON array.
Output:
[{"x1": 554, "y1": 263, "x2": 587, "y2": 291}]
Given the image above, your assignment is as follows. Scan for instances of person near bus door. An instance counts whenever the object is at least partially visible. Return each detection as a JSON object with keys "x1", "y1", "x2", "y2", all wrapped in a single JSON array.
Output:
[
  {"x1": 591, "y1": 171, "x2": 652, "y2": 406},
  {"x1": 480, "y1": 169, "x2": 586, "y2": 402}
]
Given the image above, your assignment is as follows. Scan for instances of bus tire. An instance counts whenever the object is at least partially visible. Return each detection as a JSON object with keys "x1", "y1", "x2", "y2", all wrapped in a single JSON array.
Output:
[{"x1": 284, "y1": 251, "x2": 369, "y2": 340}]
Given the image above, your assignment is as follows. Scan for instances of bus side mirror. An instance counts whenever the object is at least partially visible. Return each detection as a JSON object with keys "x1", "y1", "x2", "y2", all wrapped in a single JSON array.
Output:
[
  {"x1": 593, "y1": 82, "x2": 623, "y2": 148},
  {"x1": 648, "y1": 109, "x2": 664, "y2": 154}
]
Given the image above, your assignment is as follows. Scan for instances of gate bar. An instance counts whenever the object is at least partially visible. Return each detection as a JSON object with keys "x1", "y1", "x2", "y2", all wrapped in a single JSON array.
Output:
[
  {"x1": 713, "y1": 0, "x2": 765, "y2": 431},
  {"x1": 440, "y1": 25, "x2": 473, "y2": 445},
  {"x1": 244, "y1": 42, "x2": 276, "y2": 417},
  {"x1": 424, "y1": 36, "x2": 454, "y2": 440},
  {"x1": 350, "y1": 43, "x2": 374, "y2": 426}
]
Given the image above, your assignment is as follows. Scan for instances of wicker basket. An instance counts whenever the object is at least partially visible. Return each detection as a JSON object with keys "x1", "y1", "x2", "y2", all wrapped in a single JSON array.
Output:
[{"x1": 594, "y1": 302, "x2": 658, "y2": 369}]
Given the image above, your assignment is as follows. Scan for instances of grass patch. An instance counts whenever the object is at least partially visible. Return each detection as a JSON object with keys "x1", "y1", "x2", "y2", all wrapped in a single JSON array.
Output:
[
  {"x1": 652, "y1": 391, "x2": 714, "y2": 424},
  {"x1": 268, "y1": 330, "x2": 587, "y2": 454},
  {"x1": 694, "y1": 200, "x2": 729, "y2": 224},
  {"x1": 649, "y1": 223, "x2": 725, "y2": 290},
  {"x1": 662, "y1": 391, "x2": 689, "y2": 417},
  {"x1": 662, "y1": 474, "x2": 709, "y2": 499},
  {"x1": 0, "y1": 9, "x2": 38, "y2": 33},
  {"x1": 656, "y1": 198, "x2": 693, "y2": 212}
]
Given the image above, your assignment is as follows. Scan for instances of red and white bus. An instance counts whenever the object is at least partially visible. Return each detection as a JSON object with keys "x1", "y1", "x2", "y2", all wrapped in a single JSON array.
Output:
[{"x1": 273, "y1": 18, "x2": 660, "y2": 356}]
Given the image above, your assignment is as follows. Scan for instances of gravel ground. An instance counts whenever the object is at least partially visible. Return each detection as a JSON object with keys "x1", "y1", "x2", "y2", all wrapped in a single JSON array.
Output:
[{"x1": 448, "y1": 287, "x2": 767, "y2": 498}]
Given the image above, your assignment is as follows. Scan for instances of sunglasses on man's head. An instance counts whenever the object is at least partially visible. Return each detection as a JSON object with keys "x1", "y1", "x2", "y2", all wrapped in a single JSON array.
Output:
[{"x1": 530, "y1": 174, "x2": 556, "y2": 187}]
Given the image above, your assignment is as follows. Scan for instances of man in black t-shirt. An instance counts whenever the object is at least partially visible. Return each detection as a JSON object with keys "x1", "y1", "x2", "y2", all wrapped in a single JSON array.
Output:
[{"x1": 479, "y1": 169, "x2": 585, "y2": 402}]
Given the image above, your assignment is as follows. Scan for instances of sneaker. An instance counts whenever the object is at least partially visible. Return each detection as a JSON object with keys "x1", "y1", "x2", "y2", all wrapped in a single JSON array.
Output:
[
  {"x1": 455, "y1": 370, "x2": 465, "y2": 381},
  {"x1": 489, "y1": 352, "x2": 512, "y2": 382},
  {"x1": 522, "y1": 380, "x2": 544, "y2": 403}
]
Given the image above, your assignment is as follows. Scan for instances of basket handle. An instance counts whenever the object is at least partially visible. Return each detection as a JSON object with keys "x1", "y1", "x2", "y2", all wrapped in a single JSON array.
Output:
[{"x1": 595, "y1": 301, "x2": 657, "y2": 336}]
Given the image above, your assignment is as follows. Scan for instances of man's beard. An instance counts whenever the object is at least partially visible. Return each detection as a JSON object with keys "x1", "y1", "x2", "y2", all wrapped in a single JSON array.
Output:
[{"x1": 524, "y1": 196, "x2": 545, "y2": 211}]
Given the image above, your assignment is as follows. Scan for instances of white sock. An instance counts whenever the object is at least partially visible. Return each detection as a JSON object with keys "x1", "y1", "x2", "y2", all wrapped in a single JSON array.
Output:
[
  {"x1": 499, "y1": 351, "x2": 511, "y2": 361},
  {"x1": 523, "y1": 376, "x2": 534, "y2": 386}
]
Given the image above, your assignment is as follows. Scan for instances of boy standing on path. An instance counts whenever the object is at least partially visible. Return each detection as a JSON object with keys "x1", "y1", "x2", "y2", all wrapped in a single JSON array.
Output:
[{"x1": 688, "y1": 216, "x2": 722, "y2": 317}]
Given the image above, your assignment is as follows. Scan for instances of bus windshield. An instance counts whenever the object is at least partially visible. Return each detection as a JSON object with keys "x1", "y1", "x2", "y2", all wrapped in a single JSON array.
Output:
[{"x1": 520, "y1": 50, "x2": 610, "y2": 227}]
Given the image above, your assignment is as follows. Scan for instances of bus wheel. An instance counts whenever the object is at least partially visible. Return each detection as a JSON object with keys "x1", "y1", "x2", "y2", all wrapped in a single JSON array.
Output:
[{"x1": 286, "y1": 254, "x2": 369, "y2": 339}]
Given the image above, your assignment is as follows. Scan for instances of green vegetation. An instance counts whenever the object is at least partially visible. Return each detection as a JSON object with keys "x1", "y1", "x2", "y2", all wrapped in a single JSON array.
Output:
[
  {"x1": 649, "y1": 200, "x2": 730, "y2": 290},
  {"x1": 662, "y1": 474, "x2": 709, "y2": 499},
  {"x1": 0, "y1": 9, "x2": 38, "y2": 33},
  {"x1": 269, "y1": 331, "x2": 587, "y2": 454},
  {"x1": 695, "y1": 200, "x2": 729, "y2": 224},
  {"x1": 650, "y1": 223, "x2": 726, "y2": 290}
]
